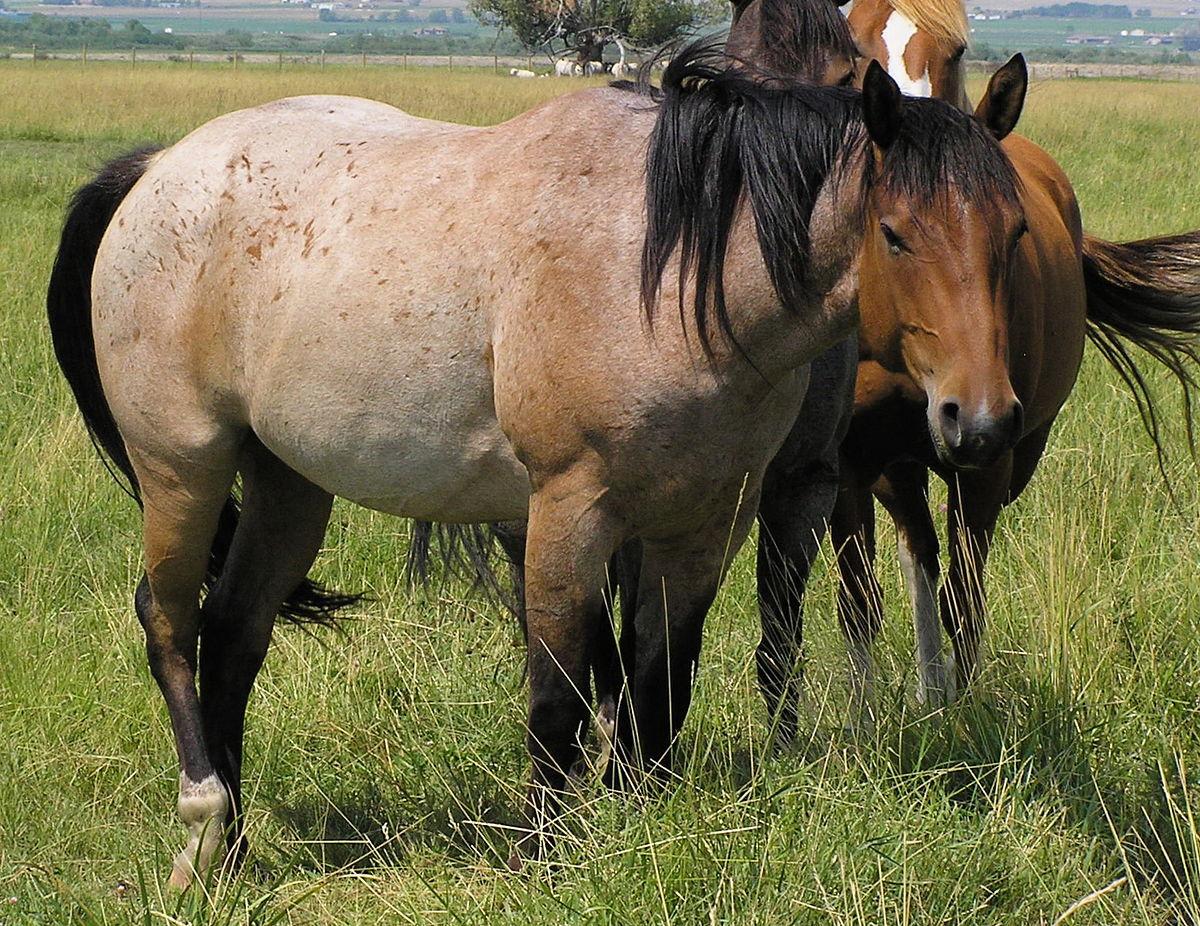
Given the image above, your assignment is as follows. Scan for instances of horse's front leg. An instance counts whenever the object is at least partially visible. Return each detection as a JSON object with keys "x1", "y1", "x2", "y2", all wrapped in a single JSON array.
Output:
[
  {"x1": 874, "y1": 461, "x2": 947, "y2": 708},
  {"x1": 831, "y1": 464, "x2": 883, "y2": 731},
  {"x1": 611, "y1": 505, "x2": 756, "y2": 785},
  {"x1": 940, "y1": 455, "x2": 1011, "y2": 691},
  {"x1": 510, "y1": 477, "x2": 621, "y2": 867},
  {"x1": 755, "y1": 451, "x2": 842, "y2": 749}
]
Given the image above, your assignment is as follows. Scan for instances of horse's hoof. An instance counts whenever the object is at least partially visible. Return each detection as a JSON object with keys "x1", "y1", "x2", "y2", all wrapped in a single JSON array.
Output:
[{"x1": 167, "y1": 863, "x2": 194, "y2": 892}]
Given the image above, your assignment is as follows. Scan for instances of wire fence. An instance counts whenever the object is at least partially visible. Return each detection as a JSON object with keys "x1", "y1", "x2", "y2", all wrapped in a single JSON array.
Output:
[{"x1": 1, "y1": 45, "x2": 586, "y2": 74}]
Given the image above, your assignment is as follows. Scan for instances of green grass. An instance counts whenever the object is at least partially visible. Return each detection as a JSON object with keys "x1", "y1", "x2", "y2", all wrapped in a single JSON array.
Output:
[{"x1": 1, "y1": 60, "x2": 1199, "y2": 924}]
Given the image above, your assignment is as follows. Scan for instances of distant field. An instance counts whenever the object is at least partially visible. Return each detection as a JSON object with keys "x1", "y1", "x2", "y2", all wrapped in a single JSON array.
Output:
[
  {"x1": 971, "y1": 15, "x2": 1198, "y2": 48},
  {"x1": 4, "y1": 4, "x2": 1200, "y2": 58},
  {"x1": 1, "y1": 61, "x2": 1199, "y2": 924}
]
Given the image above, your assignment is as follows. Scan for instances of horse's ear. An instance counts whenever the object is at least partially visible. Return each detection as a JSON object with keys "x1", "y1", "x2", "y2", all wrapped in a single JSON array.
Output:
[
  {"x1": 862, "y1": 60, "x2": 902, "y2": 150},
  {"x1": 974, "y1": 54, "x2": 1027, "y2": 141}
]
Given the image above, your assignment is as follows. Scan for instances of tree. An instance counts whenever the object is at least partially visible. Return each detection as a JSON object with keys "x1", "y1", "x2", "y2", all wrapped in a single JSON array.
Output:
[{"x1": 470, "y1": 0, "x2": 722, "y2": 62}]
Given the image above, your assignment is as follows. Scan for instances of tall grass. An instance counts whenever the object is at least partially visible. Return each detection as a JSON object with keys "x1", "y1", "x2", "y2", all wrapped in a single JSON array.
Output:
[{"x1": 0, "y1": 61, "x2": 1198, "y2": 924}]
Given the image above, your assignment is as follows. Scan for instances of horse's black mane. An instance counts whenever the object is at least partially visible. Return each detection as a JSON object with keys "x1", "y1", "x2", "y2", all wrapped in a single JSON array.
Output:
[
  {"x1": 729, "y1": 0, "x2": 858, "y2": 80},
  {"x1": 637, "y1": 39, "x2": 1022, "y2": 354}
]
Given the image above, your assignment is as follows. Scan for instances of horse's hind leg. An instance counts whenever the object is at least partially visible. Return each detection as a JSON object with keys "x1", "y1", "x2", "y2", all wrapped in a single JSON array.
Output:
[
  {"x1": 129, "y1": 439, "x2": 240, "y2": 890},
  {"x1": 198, "y1": 439, "x2": 334, "y2": 866}
]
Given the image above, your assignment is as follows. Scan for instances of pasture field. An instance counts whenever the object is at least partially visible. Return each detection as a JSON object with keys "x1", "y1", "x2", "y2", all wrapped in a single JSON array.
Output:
[{"x1": 0, "y1": 61, "x2": 1199, "y2": 924}]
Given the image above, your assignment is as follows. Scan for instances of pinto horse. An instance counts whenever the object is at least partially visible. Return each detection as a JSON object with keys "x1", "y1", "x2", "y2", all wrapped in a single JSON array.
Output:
[
  {"x1": 847, "y1": 0, "x2": 972, "y2": 107},
  {"x1": 47, "y1": 45, "x2": 1030, "y2": 883}
]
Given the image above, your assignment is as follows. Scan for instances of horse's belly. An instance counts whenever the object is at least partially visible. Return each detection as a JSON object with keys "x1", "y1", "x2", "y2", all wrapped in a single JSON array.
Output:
[
  {"x1": 248, "y1": 343, "x2": 531, "y2": 523},
  {"x1": 255, "y1": 406, "x2": 531, "y2": 522}
]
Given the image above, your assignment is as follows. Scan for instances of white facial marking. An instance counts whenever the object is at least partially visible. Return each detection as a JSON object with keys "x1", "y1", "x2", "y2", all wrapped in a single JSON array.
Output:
[
  {"x1": 882, "y1": 10, "x2": 933, "y2": 97},
  {"x1": 897, "y1": 537, "x2": 948, "y2": 707}
]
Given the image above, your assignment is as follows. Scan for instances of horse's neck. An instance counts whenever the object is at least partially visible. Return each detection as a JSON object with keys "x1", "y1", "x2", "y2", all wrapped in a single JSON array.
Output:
[
  {"x1": 947, "y1": 60, "x2": 972, "y2": 111},
  {"x1": 716, "y1": 159, "x2": 865, "y2": 379}
]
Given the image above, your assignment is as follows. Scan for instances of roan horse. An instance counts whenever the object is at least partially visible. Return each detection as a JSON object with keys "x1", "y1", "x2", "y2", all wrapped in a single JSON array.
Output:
[{"x1": 48, "y1": 40, "x2": 1037, "y2": 885}]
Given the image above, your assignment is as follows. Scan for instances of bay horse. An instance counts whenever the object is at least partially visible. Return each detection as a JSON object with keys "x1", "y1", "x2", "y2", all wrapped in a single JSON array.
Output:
[
  {"x1": 820, "y1": 54, "x2": 1200, "y2": 720},
  {"x1": 48, "y1": 40, "x2": 1034, "y2": 885}
]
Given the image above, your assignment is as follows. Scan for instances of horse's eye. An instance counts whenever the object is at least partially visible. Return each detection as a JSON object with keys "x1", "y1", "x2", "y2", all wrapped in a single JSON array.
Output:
[
  {"x1": 1010, "y1": 219, "x2": 1029, "y2": 250},
  {"x1": 881, "y1": 222, "x2": 904, "y2": 255},
  {"x1": 950, "y1": 44, "x2": 967, "y2": 62}
]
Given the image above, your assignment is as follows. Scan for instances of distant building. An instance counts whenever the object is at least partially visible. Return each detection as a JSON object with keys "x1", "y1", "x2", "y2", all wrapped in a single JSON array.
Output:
[{"x1": 1065, "y1": 34, "x2": 1112, "y2": 43}]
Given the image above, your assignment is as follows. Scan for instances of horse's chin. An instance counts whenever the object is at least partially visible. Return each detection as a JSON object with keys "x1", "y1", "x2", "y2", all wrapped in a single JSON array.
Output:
[
  {"x1": 931, "y1": 434, "x2": 1008, "y2": 470},
  {"x1": 928, "y1": 429, "x2": 1002, "y2": 472}
]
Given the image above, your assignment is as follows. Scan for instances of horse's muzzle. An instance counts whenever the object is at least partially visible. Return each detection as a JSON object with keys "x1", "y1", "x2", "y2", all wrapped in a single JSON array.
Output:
[{"x1": 932, "y1": 396, "x2": 1024, "y2": 469}]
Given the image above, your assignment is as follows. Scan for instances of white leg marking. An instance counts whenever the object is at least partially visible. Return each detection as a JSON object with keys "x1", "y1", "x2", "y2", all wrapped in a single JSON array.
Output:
[
  {"x1": 594, "y1": 696, "x2": 616, "y2": 780},
  {"x1": 882, "y1": 11, "x2": 933, "y2": 97},
  {"x1": 897, "y1": 537, "x2": 947, "y2": 708},
  {"x1": 169, "y1": 773, "x2": 229, "y2": 890}
]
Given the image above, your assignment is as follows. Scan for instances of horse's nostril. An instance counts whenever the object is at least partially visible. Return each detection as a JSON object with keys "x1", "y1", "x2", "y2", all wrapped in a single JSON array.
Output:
[
  {"x1": 939, "y1": 400, "x2": 962, "y2": 448},
  {"x1": 1010, "y1": 399, "x2": 1025, "y2": 442}
]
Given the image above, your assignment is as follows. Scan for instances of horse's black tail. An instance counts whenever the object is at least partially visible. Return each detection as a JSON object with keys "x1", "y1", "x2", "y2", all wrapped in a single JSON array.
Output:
[
  {"x1": 1082, "y1": 231, "x2": 1200, "y2": 473},
  {"x1": 47, "y1": 147, "x2": 357, "y2": 628},
  {"x1": 405, "y1": 521, "x2": 519, "y2": 616}
]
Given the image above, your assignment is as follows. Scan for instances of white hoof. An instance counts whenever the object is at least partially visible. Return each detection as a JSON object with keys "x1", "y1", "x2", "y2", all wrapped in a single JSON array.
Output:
[{"x1": 169, "y1": 774, "x2": 229, "y2": 890}]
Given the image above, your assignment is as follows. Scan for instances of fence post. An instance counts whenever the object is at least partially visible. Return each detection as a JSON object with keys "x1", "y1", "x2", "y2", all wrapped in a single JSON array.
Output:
[
  {"x1": 278, "y1": 51, "x2": 283, "y2": 71},
  {"x1": 320, "y1": 48, "x2": 325, "y2": 69},
  {"x1": 493, "y1": 54, "x2": 498, "y2": 73},
  {"x1": 361, "y1": 50, "x2": 366, "y2": 67},
  {"x1": 31, "y1": 43, "x2": 36, "y2": 62},
  {"x1": 82, "y1": 43, "x2": 87, "y2": 66},
  {"x1": 448, "y1": 54, "x2": 453, "y2": 70},
  {"x1": 189, "y1": 48, "x2": 194, "y2": 68},
  {"x1": 403, "y1": 53, "x2": 408, "y2": 70},
  {"x1": 233, "y1": 51, "x2": 238, "y2": 71},
  {"x1": 527, "y1": 55, "x2": 533, "y2": 72},
  {"x1": 131, "y1": 46, "x2": 136, "y2": 69}
]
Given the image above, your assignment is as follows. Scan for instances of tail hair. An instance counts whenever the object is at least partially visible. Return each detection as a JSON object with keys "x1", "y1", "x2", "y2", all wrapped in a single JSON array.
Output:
[
  {"x1": 1082, "y1": 231, "x2": 1200, "y2": 477},
  {"x1": 47, "y1": 147, "x2": 357, "y2": 628},
  {"x1": 405, "y1": 521, "x2": 517, "y2": 614}
]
